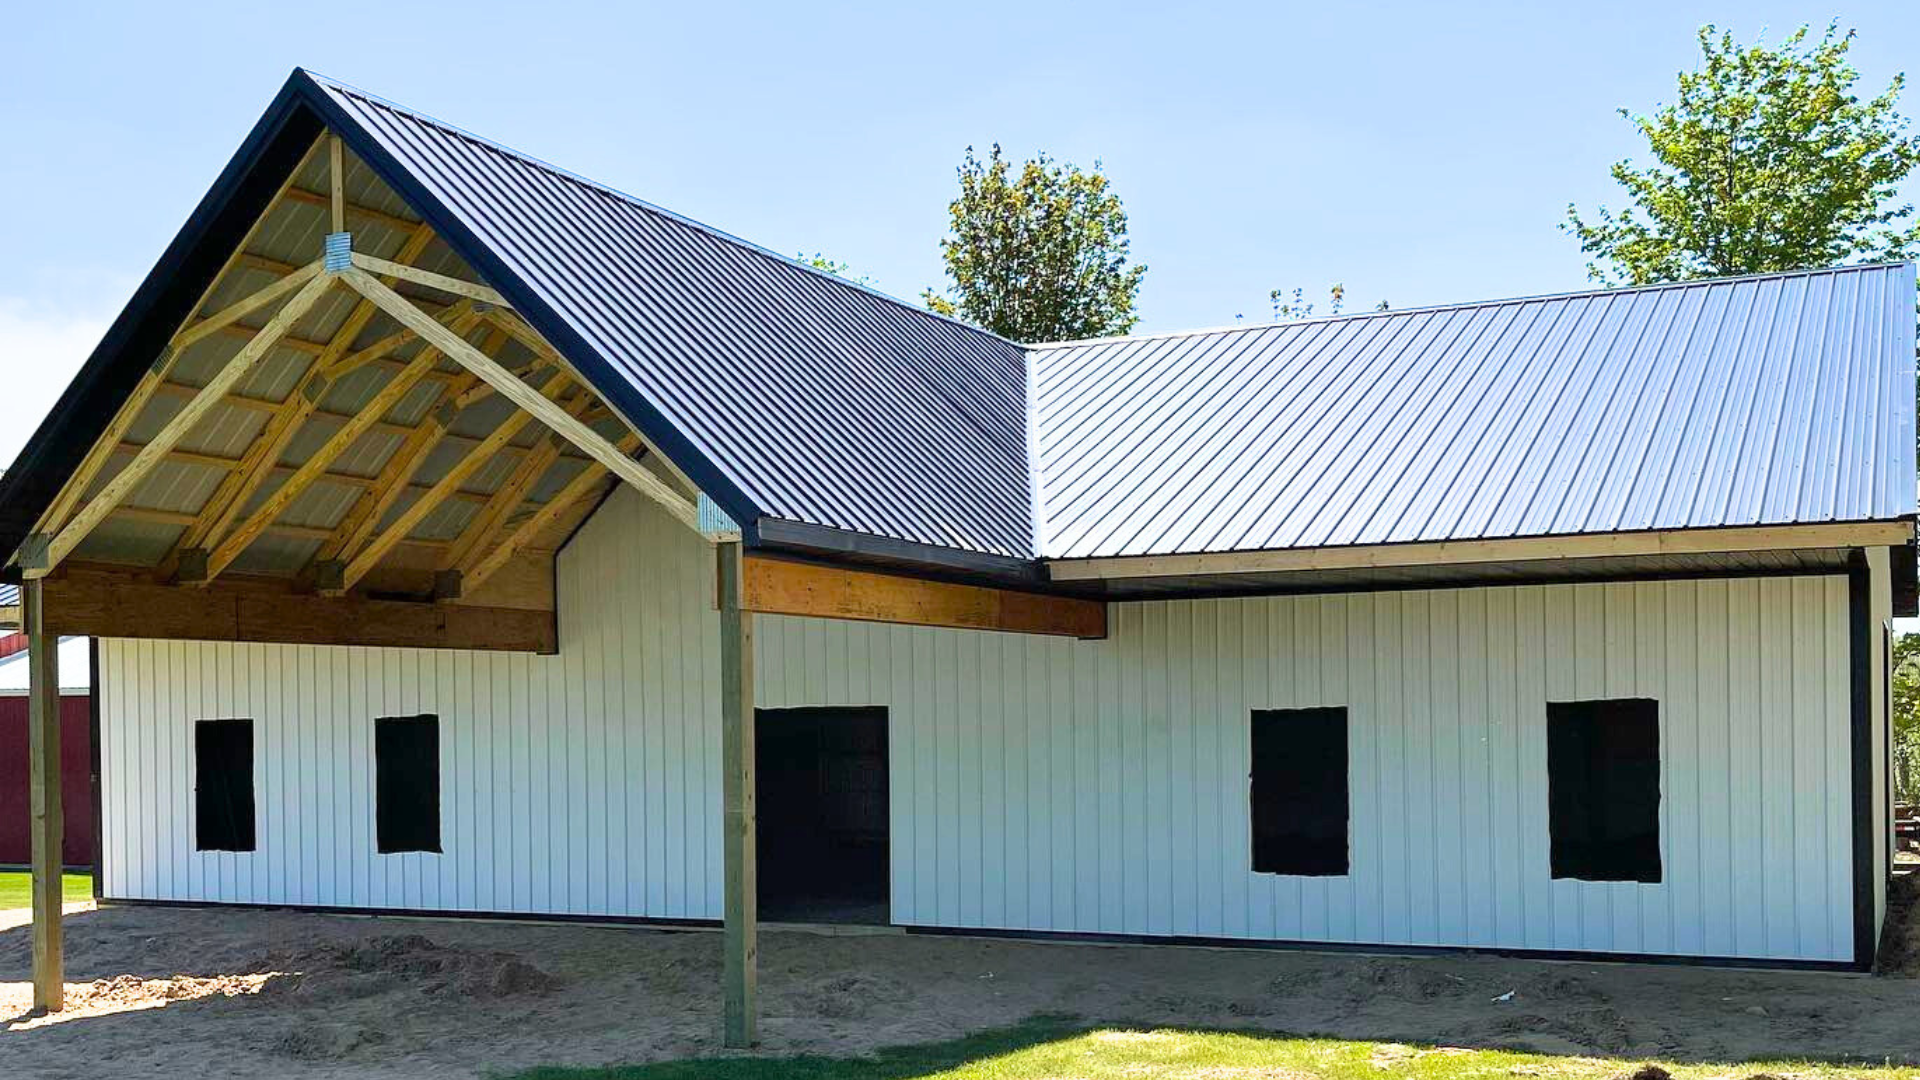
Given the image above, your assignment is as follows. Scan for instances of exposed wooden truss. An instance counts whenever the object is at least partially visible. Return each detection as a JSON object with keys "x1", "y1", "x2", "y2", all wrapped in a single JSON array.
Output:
[
  {"x1": 22, "y1": 129, "x2": 705, "y2": 623},
  {"x1": 342, "y1": 268, "x2": 701, "y2": 531},
  {"x1": 161, "y1": 222, "x2": 445, "y2": 581},
  {"x1": 26, "y1": 269, "x2": 336, "y2": 578}
]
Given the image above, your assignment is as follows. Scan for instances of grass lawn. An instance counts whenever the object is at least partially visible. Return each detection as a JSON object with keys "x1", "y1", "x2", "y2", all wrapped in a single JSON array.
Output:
[
  {"x1": 0, "y1": 871, "x2": 92, "y2": 909},
  {"x1": 507, "y1": 1017, "x2": 1917, "y2": 1080}
]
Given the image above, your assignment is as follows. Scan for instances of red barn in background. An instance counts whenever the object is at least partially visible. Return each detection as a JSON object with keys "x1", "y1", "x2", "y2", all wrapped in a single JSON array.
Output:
[{"x1": 0, "y1": 633, "x2": 94, "y2": 868}]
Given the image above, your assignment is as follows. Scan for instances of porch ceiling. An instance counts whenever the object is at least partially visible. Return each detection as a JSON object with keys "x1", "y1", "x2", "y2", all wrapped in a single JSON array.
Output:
[{"x1": 16, "y1": 134, "x2": 694, "y2": 610}]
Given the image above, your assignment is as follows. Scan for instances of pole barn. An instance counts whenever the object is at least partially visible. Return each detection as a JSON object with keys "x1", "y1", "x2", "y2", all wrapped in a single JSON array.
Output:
[{"x1": 1, "y1": 70, "x2": 1914, "y2": 1038}]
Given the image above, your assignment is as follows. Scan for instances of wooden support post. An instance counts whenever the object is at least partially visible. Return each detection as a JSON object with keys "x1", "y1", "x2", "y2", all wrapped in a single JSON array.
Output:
[
  {"x1": 25, "y1": 577, "x2": 63, "y2": 1012},
  {"x1": 718, "y1": 540, "x2": 756, "y2": 1049}
]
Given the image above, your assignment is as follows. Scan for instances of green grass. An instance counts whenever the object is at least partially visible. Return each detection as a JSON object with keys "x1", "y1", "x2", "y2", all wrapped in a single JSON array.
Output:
[
  {"x1": 0, "y1": 871, "x2": 92, "y2": 909},
  {"x1": 505, "y1": 1016, "x2": 1919, "y2": 1080}
]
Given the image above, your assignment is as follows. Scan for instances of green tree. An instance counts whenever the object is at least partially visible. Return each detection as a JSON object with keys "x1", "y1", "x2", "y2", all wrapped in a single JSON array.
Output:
[
  {"x1": 1565, "y1": 23, "x2": 1920, "y2": 285},
  {"x1": 1894, "y1": 633, "x2": 1920, "y2": 803},
  {"x1": 796, "y1": 252, "x2": 875, "y2": 287},
  {"x1": 923, "y1": 145, "x2": 1146, "y2": 342},
  {"x1": 1268, "y1": 284, "x2": 1390, "y2": 320}
]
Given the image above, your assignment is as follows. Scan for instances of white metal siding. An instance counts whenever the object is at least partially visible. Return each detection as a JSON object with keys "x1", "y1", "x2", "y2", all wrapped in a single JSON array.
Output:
[
  {"x1": 99, "y1": 486, "x2": 722, "y2": 920},
  {"x1": 99, "y1": 488, "x2": 1857, "y2": 961}
]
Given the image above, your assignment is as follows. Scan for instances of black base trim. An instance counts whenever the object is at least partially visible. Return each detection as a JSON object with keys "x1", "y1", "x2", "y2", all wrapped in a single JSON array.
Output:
[
  {"x1": 96, "y1": 895, "x2": 720, "y2": 931},
  {"x1": 902, "y1": 923, "x2": 1862, "y2": 972},
  {"x1": 94, "y1": 896, "x2": 1864, "y2": 972}
]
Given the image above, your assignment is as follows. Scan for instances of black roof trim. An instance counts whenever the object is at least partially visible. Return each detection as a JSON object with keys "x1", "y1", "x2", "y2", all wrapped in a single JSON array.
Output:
[
  {"x1": 754, "y1": 517, "x2": 1046, "y2": 587},
  {"x1": 0, "y1": 78, "x2": 324, "y2": 573},
  {"x1": 286, "y1": 69, "x2": 767, "y2": 542}
]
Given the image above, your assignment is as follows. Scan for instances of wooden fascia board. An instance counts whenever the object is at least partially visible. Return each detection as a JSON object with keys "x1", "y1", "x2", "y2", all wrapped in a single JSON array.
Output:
[
  {"x1": 741, "y1": 556, "x2": 1106, "y2": 639},
  {"x1": 1045, "y1": 521, "x2": 1920, "y2": 581}
]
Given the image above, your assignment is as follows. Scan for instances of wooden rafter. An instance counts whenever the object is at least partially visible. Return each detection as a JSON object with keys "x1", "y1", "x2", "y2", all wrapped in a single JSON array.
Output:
[
  {"x1": 173, "y1": 261, "x2": 327, "y2": 353},
  {"x1": 438, "y1": 394, "x2": 594, "y2": 583},
  {"x1": 459, "y1": 433, "x2": 641, "y2": 597},
  {"x1": 322, "y1": 297, "x2": 479, "y2": 382},
  {"x1": 477, "y1": 307, "x2": 702, "y2": 495},
  {"x1": 307, "y1": 327, "x2": 503, "y2": 577},
  {"x1": 350, "y1": 252, "x2": 510, "y2": 307},
  {"x1": 192, "y1": 312, "x2": 480, "y2": 585},
  {"x1": 167, "y1": 223, "x2": 443, "y2": 574},
  {"x1": 32, "y1": 264, "x2": 324, "y2": 546},
  {"x1": 28, "y1": 272, "x2": 337, "y2": 579},
  {"x1": 25, "y1": 139, "x2": 324, "y2": 550},
  {"x1": 336, "y1": 369, "x2": 572, "y2": 594},
  {"x1": 342, "y1": 268, "x2": 700, "y2": 532}
]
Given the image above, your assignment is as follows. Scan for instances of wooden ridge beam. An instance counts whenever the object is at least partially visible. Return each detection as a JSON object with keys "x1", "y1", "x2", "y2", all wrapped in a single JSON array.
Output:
[
  {"x1": 41, "y1": 569, "x2": 556, "y2": 654},
  {"x1": 740, "y1": 557, "x2": 1107, "y2": 639},
  {"x1": 338, "y1": 370, "x2": 570, "y2": 594},
  {"x1": 28, "y1": 272, "x2": 338, "y2": 579},
  {"x1": 343, "y1": 269, "x2": 700, "y2": 532}
]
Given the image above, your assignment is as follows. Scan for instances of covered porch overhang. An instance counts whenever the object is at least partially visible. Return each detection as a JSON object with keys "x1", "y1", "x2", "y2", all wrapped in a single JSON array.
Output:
[{"x1": 0, "y1": 121, "x2": 1106, "y2": 1045}]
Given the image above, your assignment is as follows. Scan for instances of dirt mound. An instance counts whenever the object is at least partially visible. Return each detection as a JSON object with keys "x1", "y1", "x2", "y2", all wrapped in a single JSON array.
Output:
[{"x1": 263, "y1": 932, "x2": 563, "y2": 1002}]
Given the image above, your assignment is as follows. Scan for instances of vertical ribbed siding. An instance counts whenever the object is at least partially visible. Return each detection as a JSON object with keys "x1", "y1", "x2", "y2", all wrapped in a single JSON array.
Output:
[
  {"x1": 99, "y1": 485, "x2": 722, "y2": 920},
  {"x1": 756, "y1": 574, "x2": 1855, "y2": 962},
  {"x1": 98, "y1": 488, "x2": 1856, "y2": 961}
]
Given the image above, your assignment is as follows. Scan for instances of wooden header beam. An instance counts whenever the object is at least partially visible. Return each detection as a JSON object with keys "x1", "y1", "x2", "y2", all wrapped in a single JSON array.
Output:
[
  {"x1": 43, "y1": 569, "x2": 555, "y2": 654},
  {"x1": 741, "y1": 556, "x2": 1106, "y2": 639}
]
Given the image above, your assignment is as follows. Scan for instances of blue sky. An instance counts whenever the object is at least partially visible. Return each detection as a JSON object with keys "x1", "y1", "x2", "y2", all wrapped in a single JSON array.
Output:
[{"x1": 2, "y1": 0, "x2": 1917, "y2": 467}]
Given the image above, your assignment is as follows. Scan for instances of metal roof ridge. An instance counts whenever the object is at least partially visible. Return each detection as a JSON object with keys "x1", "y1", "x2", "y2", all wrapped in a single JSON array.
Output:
[
  {"x1": 294, "y1": 68, "x2": 1027, "y2": 352},
  {"x1": 1027, "y1": 260, "x2": 1917, "y2": 351}
]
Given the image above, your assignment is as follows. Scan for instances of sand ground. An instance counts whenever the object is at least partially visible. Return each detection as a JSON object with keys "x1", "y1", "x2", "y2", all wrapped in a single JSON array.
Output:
[{"x1": 0, "y1": 868, "x2": 1915, "y2": 1080}]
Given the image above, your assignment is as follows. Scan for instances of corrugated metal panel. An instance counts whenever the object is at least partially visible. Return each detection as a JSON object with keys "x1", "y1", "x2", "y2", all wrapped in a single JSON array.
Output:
[
  {"x1": 1034, "y1": 263, "x2": 1918, "y2": 559},
  {"x1": 310, "y1": 74, "x2": 1035, "y2": 559},
  {"x1": 100, "y1": 487, "x2": 1855, "y2": 961}
]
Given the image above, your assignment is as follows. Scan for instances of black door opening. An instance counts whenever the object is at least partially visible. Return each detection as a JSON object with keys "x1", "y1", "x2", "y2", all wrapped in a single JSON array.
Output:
[{"x1": 755, "y1": 706, "x2": 889, "y2": 924}]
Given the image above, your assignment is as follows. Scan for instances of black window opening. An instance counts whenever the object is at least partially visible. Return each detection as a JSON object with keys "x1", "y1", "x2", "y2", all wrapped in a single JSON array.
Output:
[
  {"x1": 1250, "y1": 706, "x2": 1350, "y2": 876},
  {"x1": 756, "y1": 706, "x2": 889, "y2": 924},
  {"x1": 1547, "y1": 698, "x2": 1662, "y2": 883},
  {"x1": 194, "y1": 718, "x2": 256, "y2": 852},
  {"x1": 375, "y1": 714, "x2": 442, "y2": 854}
]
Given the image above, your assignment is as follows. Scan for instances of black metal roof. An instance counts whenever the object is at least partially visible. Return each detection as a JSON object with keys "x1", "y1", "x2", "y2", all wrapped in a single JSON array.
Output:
[
  {"x1": 0, "y1": 70, "x2": 1911, "y2": 594},
  {"x1": 314, "y1": 73, "x2": 1035, "y2": 562}
]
